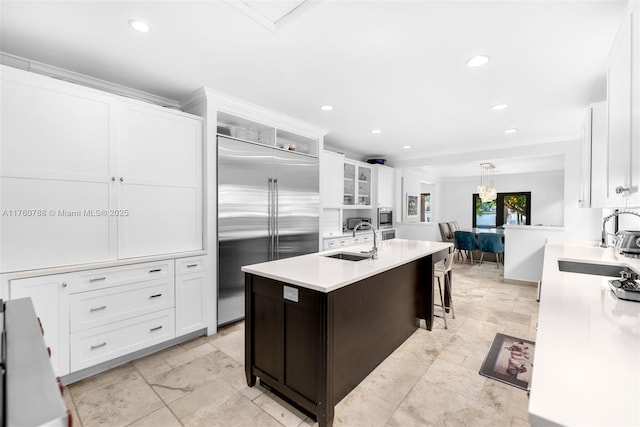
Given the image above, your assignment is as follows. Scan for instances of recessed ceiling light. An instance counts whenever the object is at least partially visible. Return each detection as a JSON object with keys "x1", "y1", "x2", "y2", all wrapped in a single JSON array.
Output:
[
  {"x1": 402, "y1": 145, "x2": 412, "y2": 149},
  {"x1": 492, "y1": 104, "x2": 508, "y2": 111},
  {"x1": 320, "y1": 105, "x2": 334, "y2": 111},
  {"x1": 466, "y1": 55, "x2": 490, "y2": 68},
  {"x1": 129, "y1": 19, "x2": 150, "y2": 33},
  {"x1": 371, "y1": 129, "x2": 382, "y2": 134},
  {"x1": 504, "y1": 128, "x2": 518, "y2": 134}
]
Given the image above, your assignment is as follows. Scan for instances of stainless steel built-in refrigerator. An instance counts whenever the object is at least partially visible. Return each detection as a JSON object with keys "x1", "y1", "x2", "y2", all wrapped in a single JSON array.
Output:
[{"x1": 217, "y1": 136, "x2": 319, "y2": 326}]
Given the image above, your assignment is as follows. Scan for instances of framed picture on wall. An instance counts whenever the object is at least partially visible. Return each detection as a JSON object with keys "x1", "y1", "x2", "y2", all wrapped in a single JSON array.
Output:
[{"x1": 406, "y1": 194, "x2": 418, "y2": 218}]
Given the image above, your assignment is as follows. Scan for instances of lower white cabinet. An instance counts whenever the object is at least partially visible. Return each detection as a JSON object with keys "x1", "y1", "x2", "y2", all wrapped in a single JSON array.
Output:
[
  {"x1": 70, "y1": 309, "x2": 175, "y2": 371},
  {"x1": 10, "y1": 274, "x2": 70, "y2": 376},
  {"x1": 9, "y1": 254, "x2": 208, "y2": 378},
  {"x1": 175, "y1": 256, "x2": 208, "y2": 336}
]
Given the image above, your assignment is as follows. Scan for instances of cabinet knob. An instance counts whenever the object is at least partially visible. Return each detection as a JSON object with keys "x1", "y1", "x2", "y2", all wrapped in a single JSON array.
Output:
[
  {"x1": 615, "y1": 186, "x2": 629, "y2": 195},
  {"x1": 111, "y1": 176, "x2": 116, "y2": 182},
  {"x1": 119, "y1": 177, "x2": 124, "y2": 182},
  {"x1": 61, "y1": 282, "x2": 67, "y2": 288}
]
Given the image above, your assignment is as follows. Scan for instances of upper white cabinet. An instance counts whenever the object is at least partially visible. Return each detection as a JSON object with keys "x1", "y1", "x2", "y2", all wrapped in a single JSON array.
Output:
[
  {"x1": 117, "y1": 105, "x2": 202, "y2": 259},
  {"x1": 0, "y1": 66, "x2": 203, "y2": 272},
  {"x1": 321, "y1": 150, "x2": 344, "y2": 208},
  {"x1": 374, "y1": 164, "x2": 395, "y2": 207},
  {"x1": 343, "y1": 160, "x2": 371, "y2": 207},
  {"x1": 578, "y1": 102, "x2": 607, "y2": 208},
  {"x1": 606, "y1": 1, "x2": 640, "y2": 207}
]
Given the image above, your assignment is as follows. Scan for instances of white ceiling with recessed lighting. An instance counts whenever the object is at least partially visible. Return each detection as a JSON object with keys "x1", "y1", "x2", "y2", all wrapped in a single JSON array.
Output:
[{"x1": 0, "y1": 0, "x2": 627, "y2": 178}]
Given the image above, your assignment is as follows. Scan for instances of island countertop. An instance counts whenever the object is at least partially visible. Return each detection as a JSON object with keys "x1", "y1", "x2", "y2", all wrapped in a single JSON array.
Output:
[
  {"x1": 241, "y1": 238, "x2": 452, "y2": 293},
  {"x1": 529, "y1": 241, "x2": 640, "y2": 426}
]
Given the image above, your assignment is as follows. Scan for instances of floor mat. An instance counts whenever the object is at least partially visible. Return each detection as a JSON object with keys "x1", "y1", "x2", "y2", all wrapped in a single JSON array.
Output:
[{"x1": 479, "y1": 333, "x2": 535, "y2": 391}]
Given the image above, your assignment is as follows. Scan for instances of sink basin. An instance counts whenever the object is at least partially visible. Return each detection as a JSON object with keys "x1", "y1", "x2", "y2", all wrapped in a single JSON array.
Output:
[
  {"x1": 324, "y1": 252, "x2": 372, "y2": 261},
  {"x1": 558, "y1": 260, "x2": 638, "y2": 278}
]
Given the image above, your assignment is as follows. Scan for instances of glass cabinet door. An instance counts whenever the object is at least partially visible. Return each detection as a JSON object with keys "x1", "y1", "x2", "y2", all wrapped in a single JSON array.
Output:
[
  {"x1": 357, "y1": 166, "x2": 371, "y2": 206},
  {"x1": 343, "y1": 163, "x2": 355, "y2": 205}
]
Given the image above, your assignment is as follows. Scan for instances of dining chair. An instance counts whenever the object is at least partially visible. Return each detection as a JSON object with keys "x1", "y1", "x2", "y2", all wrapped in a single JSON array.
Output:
[
  {"x1": 434, "y1": 253, "x2": 455, "y2": 329},
  {"x1": 438, "y1": 222, "x2": 453, "y2": 243},
  {"x1": 453, "y1": 231, "x2": 478, "y2": 263},
  {"x1": 477, "y1": 233, "x2": 505, "y2": 268}
]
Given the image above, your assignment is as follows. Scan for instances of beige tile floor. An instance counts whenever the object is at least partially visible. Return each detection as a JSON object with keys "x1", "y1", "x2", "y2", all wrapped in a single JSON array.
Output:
[{"x1": 64, "y1": 261, "x2": 538, "y2": 427}]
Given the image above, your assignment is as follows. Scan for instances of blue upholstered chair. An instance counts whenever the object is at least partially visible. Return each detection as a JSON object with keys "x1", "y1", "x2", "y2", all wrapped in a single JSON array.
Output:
[
  {"x1": 453, "y1": 231, "x2": 478, "y2": 264},
  {"x1": 478, "y1": 233, "x2": 505, "y2": 268}
]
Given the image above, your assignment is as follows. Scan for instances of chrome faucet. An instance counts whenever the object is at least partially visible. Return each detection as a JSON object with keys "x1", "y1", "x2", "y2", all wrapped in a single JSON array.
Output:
[
  {"x1": 353, "y1": 222, "x2": 378, "y2": 259},
  {"x1": 600, "y1": 210, "x2": 640, "y2": 247}
]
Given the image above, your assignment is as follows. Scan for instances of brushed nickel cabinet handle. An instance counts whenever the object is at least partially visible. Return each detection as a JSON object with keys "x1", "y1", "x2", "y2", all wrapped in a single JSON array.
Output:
[
  {"x1": 149, "y1": 326, "x2": 163, "y2": 332},
  {"x1": 186, "y1": 264, "x2": 198, "y2": 268},
  {"x1": 89, "y1": 277, "x2": 106, "y2": 282},
  {"x1": 90, "y1": 305, "x2": 107, "y2": 312},
  {"x1": 149, "y1": 294, "x2": 162, "y2": 299},
  {"x1": 90, "y1": 342, "x2": 107, "y2": 350},
  {"x1": 149, "y1": 269, "x2": 162, "y2": 273}
]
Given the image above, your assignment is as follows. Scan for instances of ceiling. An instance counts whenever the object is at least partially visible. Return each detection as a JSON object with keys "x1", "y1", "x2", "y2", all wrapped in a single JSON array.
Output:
[{"x1": 0, "y1": 0, "x2": 627, "y2": 178}]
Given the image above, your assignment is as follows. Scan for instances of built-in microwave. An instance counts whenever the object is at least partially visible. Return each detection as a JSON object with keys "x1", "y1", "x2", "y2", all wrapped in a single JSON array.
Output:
[{"x1": 378, "y1": 208, "x2": 393, "y2": 229}]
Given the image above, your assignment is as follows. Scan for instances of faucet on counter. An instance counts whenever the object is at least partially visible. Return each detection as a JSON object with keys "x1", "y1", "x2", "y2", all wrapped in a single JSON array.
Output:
[
  {"x1": 353, "y1": 222, "x2": 378, "y2": 259},
  {"x1": 600, "y1": 210, "x2": 640, "y2": 247}
]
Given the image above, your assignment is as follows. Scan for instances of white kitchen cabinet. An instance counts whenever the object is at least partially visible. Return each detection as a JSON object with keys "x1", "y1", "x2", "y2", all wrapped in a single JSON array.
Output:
[
  {"x1": 343, "y1": 160, "x2": 372, "y2": 207},
  {"x1": 0, "y1": 65, "x2": 203, "y2": 272},
  {"x1": 374, "y1": 164, "x2": 395, "y2": 207},
  {"x1": 118, "y1": 104, "x2": 202, "y2": 259},
  {"x1": 0, "y1": 66, "x2": 116, "y2": 272},
  {"x1": 175, "y1": 256, "x2": 208, "y2": 336},
  {"x1": 578, "y1": 102, "x2": 607, "y2": 208},
  {"x1": 10, "y1": 274, "x2": 70, "y2": 376},
  {"x1": 606, "y1": 2, "x2": 640, "y2": 207},
  {"x1": 321, "y1": 150, "x2": 345, "y2": 208}
]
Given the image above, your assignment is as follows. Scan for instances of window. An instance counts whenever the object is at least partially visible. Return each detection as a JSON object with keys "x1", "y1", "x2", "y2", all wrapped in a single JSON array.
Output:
[
  {"x1": 473, "y1": 192, "x2": 531, "y2": 228},
  {"x1": 420, "y1": 193, "x2": 431, "y2": 223}
]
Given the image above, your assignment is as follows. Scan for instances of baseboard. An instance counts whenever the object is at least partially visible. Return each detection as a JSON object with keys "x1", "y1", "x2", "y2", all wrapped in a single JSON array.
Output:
[{"x1": 503, "y1": 278, "x2": 538, "y2": 287}]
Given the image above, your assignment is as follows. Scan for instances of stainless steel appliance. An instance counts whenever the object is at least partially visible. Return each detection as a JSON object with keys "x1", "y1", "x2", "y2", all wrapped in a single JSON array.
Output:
[
  {"x1": 381, "y1": 229, "x2": 396, "y2": 240},
  {"x1": 2, "y1": 298, "x2": 70, "y2": 426},
  {"x1": 345, "y1": 217, "x2": 371, "y2": 230},
  {"x1": 377, "y1": 207, "x2": 393, "y2": 229},
  {"x1": 217, "y1": 136, "x2": 319, "y2": 326}
]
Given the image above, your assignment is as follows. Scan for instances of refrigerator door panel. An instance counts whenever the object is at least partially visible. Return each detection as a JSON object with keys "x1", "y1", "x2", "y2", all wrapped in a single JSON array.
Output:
[
  {"x1": 218, "y1": 136, "x2": 274, "y2": 326},
  {"x1": 272, "y1": 149, "x2": 320, "y2": 259},
  {"x1": 218, "y1": 136, "x2": 274, "y2": 242}
]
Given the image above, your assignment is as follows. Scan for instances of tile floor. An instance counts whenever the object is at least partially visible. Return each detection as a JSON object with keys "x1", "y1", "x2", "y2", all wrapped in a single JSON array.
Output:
[{"x1": 64, "y1": 261, "x2": 538, "y2": 427}]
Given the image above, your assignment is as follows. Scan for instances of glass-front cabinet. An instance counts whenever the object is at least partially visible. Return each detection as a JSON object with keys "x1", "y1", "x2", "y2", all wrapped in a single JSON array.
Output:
[{"x1": 343, "y1": 160, "x2": 371, "y2": 207}]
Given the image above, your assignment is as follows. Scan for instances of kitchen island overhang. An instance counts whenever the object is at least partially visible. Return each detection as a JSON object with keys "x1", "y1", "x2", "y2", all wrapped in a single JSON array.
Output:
[{"x1": 241, "y1": 239, "x2": 452, "y2": 427}]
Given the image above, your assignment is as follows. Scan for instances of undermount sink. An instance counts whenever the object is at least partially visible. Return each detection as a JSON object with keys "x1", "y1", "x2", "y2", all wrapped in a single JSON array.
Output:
[
  {"x1": 557, "y1": 260, "x2": 638, "y2": 278},
  {"x1": 324, "y1": 252, "x2": 372, "y2": 261}
]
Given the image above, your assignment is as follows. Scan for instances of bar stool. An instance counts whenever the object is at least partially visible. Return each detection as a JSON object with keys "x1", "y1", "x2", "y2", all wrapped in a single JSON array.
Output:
[{"x1": 434, "y1": 253, "x2": 455, "y2": 329}]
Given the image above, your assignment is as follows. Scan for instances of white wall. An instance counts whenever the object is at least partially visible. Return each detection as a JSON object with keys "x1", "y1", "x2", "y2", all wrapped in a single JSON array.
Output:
[{"x1": 438, "y1": 170, "x2": 565, "y2": 229}]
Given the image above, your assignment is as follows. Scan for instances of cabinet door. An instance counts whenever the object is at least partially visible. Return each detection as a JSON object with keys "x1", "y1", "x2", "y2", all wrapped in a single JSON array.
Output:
[
  {"x1": 376, "y1": 165, "x2": 395, "y2": 207},
  {"x1": 0, "y1": 67, "x2": 116, "y2": 271},
  {"x1": 176, "y1": 271, "x2": 207, "y2": 336},
  {"x1": 357, "y1": 165, "x2": 372, "y2": 206},
  {"x1": 10, "y1": 275, "x2": 70, "y2": 376},
  {"x1": 606, "y1": 8, "x2": 640, "y2": 207},
  {"x1": 578, "y1": 108, "x2": 592, "y2": 208},
  {"x1": 321, "y1": 151, "x2": 344, "y2": 208},
  {"x1": 117, "y1": 104, "x2": 203, "y2": 258},
  {"x1": 343, "y1": 162, "x2": 356, "y2": 206}
]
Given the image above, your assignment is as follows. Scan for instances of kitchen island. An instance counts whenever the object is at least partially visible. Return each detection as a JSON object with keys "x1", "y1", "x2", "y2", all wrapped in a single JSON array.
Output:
[
  {"x1": 241, "y1": 238, "x2": 452, "y2": 427},
  {"x1": 529, "y1": 240, "x2": 640, "y2": 426}
]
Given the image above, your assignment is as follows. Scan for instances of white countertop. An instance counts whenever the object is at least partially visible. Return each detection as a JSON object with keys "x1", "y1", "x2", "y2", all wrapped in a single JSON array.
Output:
[
  {"x1": 529, "y1": 241, "x2": 640, "y2": 426},
  {"x1": 241, "y1": 238, "x2": 452, "y2": 293}
]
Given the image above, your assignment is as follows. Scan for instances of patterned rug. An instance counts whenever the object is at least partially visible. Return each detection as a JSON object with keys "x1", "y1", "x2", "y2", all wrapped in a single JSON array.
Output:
[{"x1": 479, "y1": 333, "x2": 535, "y2": 391}]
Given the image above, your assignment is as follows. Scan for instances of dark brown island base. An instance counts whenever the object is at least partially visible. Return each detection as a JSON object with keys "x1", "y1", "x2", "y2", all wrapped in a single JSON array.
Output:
[{"x1": 242, "y1": 239, "x2": 452, "y2": 427}]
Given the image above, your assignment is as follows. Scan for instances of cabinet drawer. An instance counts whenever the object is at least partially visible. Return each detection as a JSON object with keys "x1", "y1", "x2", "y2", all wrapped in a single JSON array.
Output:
[
  {"x1": 323, "y1": 240, "x2": 337, "y2": 250},
  {"x1": 67, "y1": 260, "x2": 174, "y2": 293},
  {"x1": 336, "y1": 238, "x2": 354, "y2": 247},
  {"x1": 69, "y1": 278, "x2": 174, "y2": 333},
  {"x1": 176, "y1": 256, "x2": 205, "y2": 275},
  {"x1": 70, "y1": 308, "x2": 175, "y2": 371}
]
